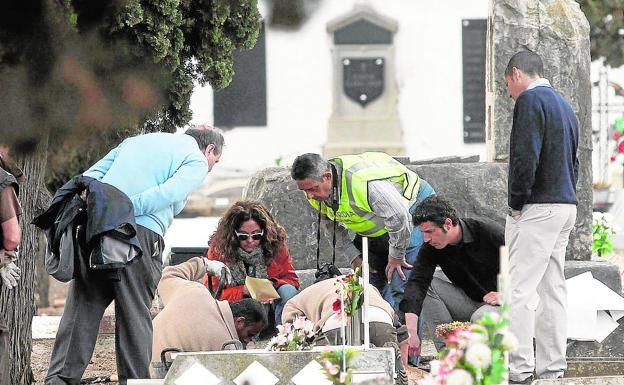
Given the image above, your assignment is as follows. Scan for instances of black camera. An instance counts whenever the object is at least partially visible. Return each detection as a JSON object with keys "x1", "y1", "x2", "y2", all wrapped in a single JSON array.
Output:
[{"x1": 314, "y1": 263, "x2": 342, "y2": 283}]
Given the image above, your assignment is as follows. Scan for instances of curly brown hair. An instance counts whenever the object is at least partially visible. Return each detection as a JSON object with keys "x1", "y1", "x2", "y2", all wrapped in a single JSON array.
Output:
[{"x1": 208, "y1": 200, "x2": 288, "y2": 265}]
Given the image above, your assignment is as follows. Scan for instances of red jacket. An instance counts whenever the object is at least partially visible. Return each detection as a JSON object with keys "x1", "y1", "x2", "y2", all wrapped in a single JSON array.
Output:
[{"x1": 203, "y1": 245, "x2": 300, "y2": 302}]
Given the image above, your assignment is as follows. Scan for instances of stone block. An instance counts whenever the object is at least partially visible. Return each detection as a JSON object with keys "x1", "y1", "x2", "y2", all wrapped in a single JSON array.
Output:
[
  {"x1": 410, "y1": 162, "x2": 508, "y2": 227},
  {"x1": 564, "y1": 261, "x2": 622, "y2": 294},
  {"x1": 533, "y1": 376, "x2": 624, "y2": 384},
  {"x1": 565, "y1": 361, "x2": 624, "y2": 379},
  {"x1": 163, "y1": 347, "x2": 395, "y2": 385}
]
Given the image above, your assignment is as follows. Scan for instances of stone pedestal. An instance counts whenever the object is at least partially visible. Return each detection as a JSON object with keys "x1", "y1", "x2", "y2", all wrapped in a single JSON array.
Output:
[
  {"x1": 324, "y1": 4, "x2": 405, "y2": 158},
  {"x1": 162, "y1": 347, "x2": 395, "y2": 384},
  {"x1": 486, "y1": 0, "x2": 593, "y2": 260}
]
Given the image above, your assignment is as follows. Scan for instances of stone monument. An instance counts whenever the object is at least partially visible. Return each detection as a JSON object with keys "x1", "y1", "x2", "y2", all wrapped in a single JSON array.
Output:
[{"x1": 324, "y1": 4, "x2": 405, "y2": 158}]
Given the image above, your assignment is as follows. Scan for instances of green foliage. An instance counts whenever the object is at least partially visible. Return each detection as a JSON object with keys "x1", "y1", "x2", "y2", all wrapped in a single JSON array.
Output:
[
  {"x1": 109, "y1": 0, "x2": 261, "y2": 131},
  {"x1": 0, "y1": 0, "x2": 261, "y2": 189},
  {"x1": 333, "y1": 268, "x2": 363, "y2": 319},
  {"x1": 592, "y1": 212, "x2": 617, "y2": 257},
  {"x1": 319, "y1": 348, "x2": 358, "y2": 385},
  {"x1": 577, "y1": 0, "x2": 624, "y2": 67},
  {"x1": 424, "y1": 304, "x2": 517, "y2": 385}
]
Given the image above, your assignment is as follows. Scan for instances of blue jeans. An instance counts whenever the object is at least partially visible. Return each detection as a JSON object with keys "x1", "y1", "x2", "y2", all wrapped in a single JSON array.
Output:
[
  {"x1": 382, "y1": 179, "x2": 435, "y2": 319},
  {"x1": 273, "y1": 284, "x2": 298, "y2": 325}
]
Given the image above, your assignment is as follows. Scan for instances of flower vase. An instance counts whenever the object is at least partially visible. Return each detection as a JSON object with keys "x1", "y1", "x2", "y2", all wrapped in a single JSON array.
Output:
[{"x1": 346, "y1": 307, "x2": 364, "y2": 346}]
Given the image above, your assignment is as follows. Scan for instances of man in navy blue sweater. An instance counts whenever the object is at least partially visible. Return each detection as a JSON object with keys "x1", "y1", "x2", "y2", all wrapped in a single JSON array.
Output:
[{"x1": 504, "y1": 51, "x2": 578, "y2": 384}]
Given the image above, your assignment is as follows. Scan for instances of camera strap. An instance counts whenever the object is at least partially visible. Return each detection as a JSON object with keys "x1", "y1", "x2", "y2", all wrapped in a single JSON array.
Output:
[{"x1": 316, "y1": 163, "x2": 339, "y2": 270}]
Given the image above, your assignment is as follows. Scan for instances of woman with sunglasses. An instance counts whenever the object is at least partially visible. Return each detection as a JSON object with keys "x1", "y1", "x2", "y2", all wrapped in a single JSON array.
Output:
[{"x1": 204, "y1": 200, "x2": 300, "y2": 325}]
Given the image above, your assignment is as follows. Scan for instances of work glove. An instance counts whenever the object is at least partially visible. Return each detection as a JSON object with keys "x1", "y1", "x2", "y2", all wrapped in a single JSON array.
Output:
[
  {"x1": 202, "y1": 257, "x2": 232, "y2": 285},
  {"x1": 0, "y1": 262, "x2": 21, "y2": 289}
]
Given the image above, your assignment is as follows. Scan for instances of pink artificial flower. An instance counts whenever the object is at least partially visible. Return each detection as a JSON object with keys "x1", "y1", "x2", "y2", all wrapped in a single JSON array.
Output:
[
  {"x1": 443, "y1": 348, "x2": 464, "y2": 367},
  {"x1": 323, "y1": 360, "x2": 340, "y2": 375}
]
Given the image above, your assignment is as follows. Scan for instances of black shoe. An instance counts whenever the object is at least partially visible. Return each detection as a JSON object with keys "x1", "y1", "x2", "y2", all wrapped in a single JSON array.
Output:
[{"x1": 509, "y1": 375, "x2": 534, "y2": 384}]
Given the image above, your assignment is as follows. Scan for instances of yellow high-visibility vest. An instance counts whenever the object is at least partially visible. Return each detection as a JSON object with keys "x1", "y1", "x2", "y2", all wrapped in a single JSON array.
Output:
[{"x1": 307, "y1": 152, "x2": 420, "y2": 237}]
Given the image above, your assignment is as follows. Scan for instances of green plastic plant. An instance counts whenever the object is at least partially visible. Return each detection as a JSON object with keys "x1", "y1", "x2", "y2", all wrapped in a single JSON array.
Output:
[
  {"x1": 319, "y1": 348, "x2": 358, "y2": 385},
  {"x1": 593, "y1": 212, "x2": 617, "y2": 257},
  {"x1": 332, "y1": 267, "x2": 363, "y2": 319},
  {"x1": 420, "y1": 304, "x2": 518, "y2": 385}
]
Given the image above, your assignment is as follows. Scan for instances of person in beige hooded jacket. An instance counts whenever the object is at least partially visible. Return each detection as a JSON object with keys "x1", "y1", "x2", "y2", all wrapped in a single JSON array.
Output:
[
  {"x1": 281, "y1": 276, "x2": 408, "y2": 369},
  {"x1": 152, "y1": 257, "x2": 266, "y2": 366}
]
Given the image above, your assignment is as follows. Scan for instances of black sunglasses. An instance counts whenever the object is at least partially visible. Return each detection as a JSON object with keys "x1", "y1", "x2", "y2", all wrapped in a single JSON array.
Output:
[{"x1": 235, "y1": 230, "x2": 264, "y2": 241}]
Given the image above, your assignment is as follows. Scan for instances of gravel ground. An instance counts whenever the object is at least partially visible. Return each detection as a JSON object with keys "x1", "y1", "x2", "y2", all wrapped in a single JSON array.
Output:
[{"x1": 32, "y1": 335, "x2": 119, "y2": 384}]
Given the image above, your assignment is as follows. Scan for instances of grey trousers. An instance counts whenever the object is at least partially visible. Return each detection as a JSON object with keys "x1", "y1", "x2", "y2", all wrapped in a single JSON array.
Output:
[
  {"x1": 506, "y1": 203, "x2": 576, "y2": 382},
  {"x1": 45, "y1": 226, "x2": 163, "y2": 385},
  {"x1": 421, "y1": 271, "x2": 499, "y2": 351}
]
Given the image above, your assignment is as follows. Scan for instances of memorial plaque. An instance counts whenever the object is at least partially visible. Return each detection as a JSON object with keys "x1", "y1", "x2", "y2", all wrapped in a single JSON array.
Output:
[{"x1": 343, "y1": 57, "x2": 384, "y2": 107}]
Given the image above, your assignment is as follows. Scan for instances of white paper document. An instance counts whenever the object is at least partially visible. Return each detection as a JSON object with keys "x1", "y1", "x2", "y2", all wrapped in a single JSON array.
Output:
[{"x1": 566, "y1": 272, "x2": 624, "y2": 342}]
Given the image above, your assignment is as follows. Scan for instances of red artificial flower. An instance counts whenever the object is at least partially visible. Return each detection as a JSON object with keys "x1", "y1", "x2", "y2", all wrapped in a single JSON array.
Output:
[
  {"x1": 611, "y1": 155, "x2": 617, "y2": 162},
  {"x1": 614, "y1": 131, "x2": 622, "y2": 140},
  {"x1": 332, "y1": 297, "x2": 341, "y2": 312},
  {"x1": 618, "y1": 141, "x2": 624, "y2": 153}
]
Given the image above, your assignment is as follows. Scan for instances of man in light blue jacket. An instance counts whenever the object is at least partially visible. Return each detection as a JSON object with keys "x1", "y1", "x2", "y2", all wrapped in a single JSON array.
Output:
[{"x1": 45, "y1": 126, "x2": 224, "y2": 385}]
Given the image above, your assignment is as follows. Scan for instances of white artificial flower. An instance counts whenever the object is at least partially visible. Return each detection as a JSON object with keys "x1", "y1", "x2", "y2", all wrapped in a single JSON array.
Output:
[
  {"x1": 489, "y1": 312, "x2": 500, "y2": 322},
  {"x1": 276, "y1": 334, "x2": 288, "y2": 346},
  {"x1": 500, "y1": 329, "x2": 519, "y2": 351},
  {"x1": 604, "y1": 213, "x2": 614, "y2": 223},
  {"x1": 465, "y1": 343, "x2": 492, "y2": 368},
  {"x1": 593, "y1": 212, "x2": 602, "y2": 221},
  {"x1": 276, "y1": 325, "x2": 285, "y2": 334},
  {"x1": 465, "y1": 330, "x2": 488, "y2": 346},
  {"x1": 417, "y1": 376, "x2": 439, "y2": 385},
  {"x1": 429, "y1": 360, "x2": 441, "y2": 376},
  {"x1": 266, "y1": 336, "x2": 278, "y2": 350},
  {"x1": 293, "y1": 316, "x2": 306, "y2": 330},
  {"x1": 445, "y1": 369, "x2": 474, "y2": 385},
  {"x1": 303, "y1": 320, "x2": 315, "y2": 337}
]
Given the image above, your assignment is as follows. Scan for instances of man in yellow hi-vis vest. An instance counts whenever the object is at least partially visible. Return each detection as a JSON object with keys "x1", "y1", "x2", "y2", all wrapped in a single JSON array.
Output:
[{"x1": 291, "y1": 152, "x2": 435, "y2": 318}]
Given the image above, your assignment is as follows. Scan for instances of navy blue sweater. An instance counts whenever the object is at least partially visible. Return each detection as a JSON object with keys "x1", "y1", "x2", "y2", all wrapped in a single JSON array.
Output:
[{"x1": 508, "y1": 85, "x2": 579, "y2": 210}]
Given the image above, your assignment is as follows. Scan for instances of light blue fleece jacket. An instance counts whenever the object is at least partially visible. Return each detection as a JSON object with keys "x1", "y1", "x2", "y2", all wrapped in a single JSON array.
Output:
[{"x1": 83, "y1": 132, "x2": 208, "y2": 236}]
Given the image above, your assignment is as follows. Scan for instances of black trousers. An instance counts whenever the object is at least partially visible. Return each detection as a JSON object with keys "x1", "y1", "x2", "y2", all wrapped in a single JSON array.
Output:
[{"x1": 45, "y1": 226, "x2": 163, "y2": 385}]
